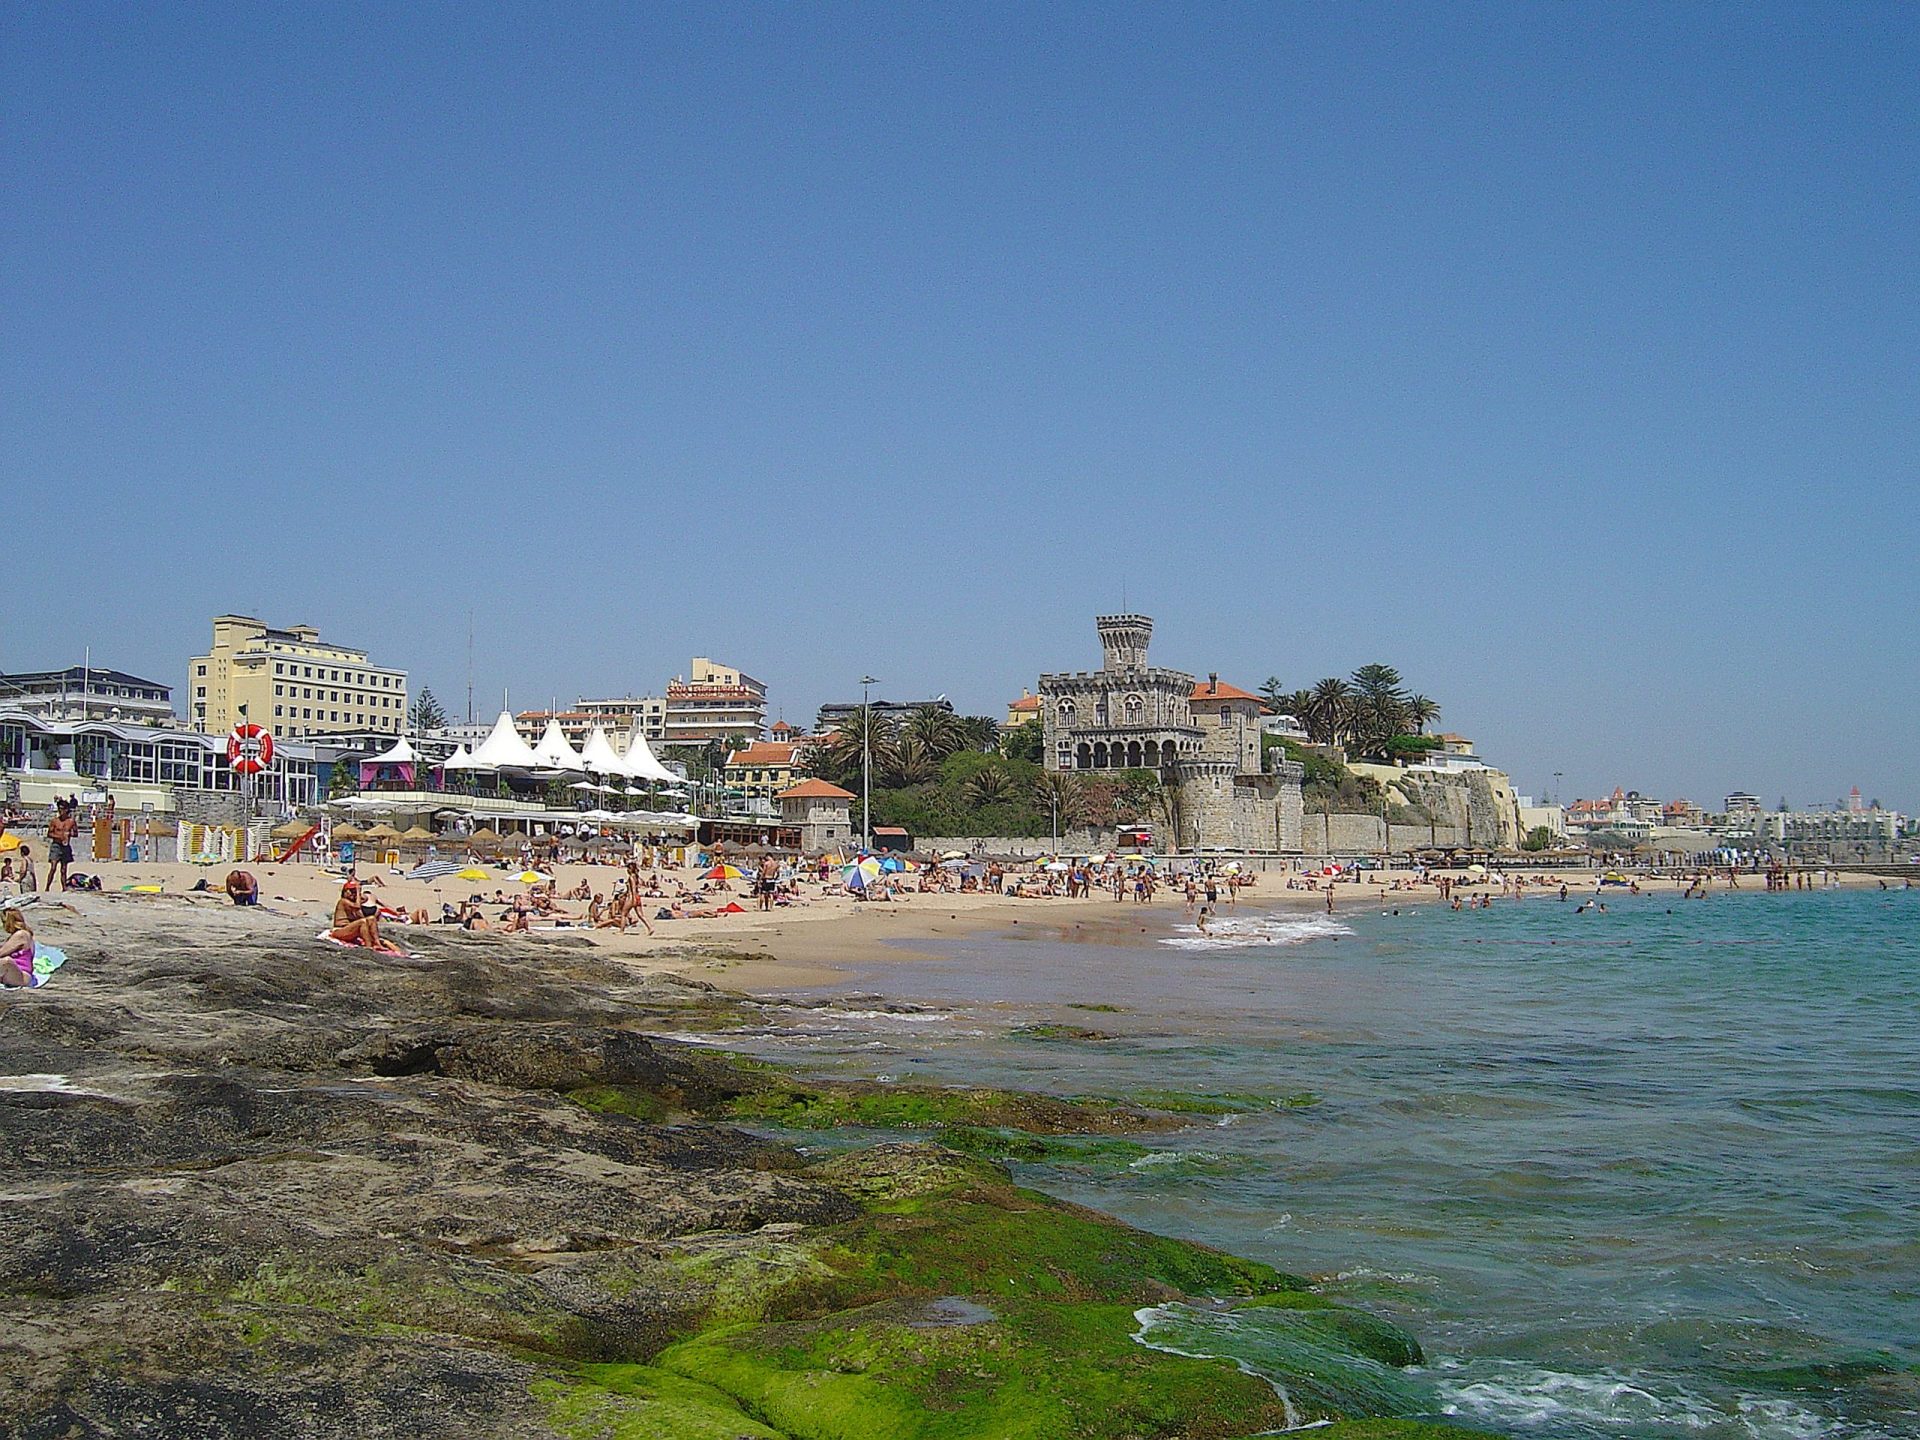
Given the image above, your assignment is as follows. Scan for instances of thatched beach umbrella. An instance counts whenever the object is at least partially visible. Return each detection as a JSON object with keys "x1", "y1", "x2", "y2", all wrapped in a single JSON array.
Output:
[
  {"x1": 332, "y1": 823, "x2": 367, "y2": 842},
  {"x1": 271, "y1": 819, "x2": 309, "y2": 840},
  {"x1": 402, "y1": 824, "x2": 436, "y2": 844},
  {"x1": 469, "y1": 826, "x2": 502, "y2": 847}
]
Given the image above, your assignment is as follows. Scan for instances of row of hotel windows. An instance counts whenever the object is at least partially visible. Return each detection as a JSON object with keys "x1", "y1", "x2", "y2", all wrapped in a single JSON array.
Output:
[
  {"x1": 193, "y1": 662, "x2": 400, "y2": 687},
  {"x1": 274, "y1": 685, "x2": 401, "y2": 707}
]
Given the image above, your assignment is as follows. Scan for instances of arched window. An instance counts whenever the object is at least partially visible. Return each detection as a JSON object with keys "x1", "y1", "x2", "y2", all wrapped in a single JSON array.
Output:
[
  {"x1": 1124, "y1": 693, "x2": 1143, "y2": 721},
  {"x1": 1057, "y1": 698, "x2": 1076, "y2": 721},
  {"x1": 1075, "y1": 742, "x2": 1091, "y2": 770}
]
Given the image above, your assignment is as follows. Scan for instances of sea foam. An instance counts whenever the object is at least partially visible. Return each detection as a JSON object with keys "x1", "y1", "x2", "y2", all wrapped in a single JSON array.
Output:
[{"x1": 1160, "y1": 914, "x2": 1353, "y2": 950}]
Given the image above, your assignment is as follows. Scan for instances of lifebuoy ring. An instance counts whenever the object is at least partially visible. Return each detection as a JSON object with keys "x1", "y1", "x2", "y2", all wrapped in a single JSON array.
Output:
[{"x1": 228, "y1": 723, "x2": 275, "y2": 776}]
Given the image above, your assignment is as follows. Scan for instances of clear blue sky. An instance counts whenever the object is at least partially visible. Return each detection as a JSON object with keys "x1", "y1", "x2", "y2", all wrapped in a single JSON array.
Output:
[{"x1": 5, "y1": 3, "x2": 1916, "y2": 810}]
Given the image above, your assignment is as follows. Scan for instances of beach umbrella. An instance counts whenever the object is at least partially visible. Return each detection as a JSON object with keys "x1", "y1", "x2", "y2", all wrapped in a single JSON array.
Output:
[
  {"x1": 0, "y1": 834, "x2": 21, "y2": 852},
  {"x1": 940, "y1": 849, "x2": 968, "y2": 861},
  {"x1": 1043, "y1": 861, "x2": 1071, "y2": 873},
  {"x1": 704, "y1": 864, "x2": 745, "y2": 881},
  {"x1": 840, "y1": 858, "x2": 881, "y2": 886},
  {"x1": 402, "y1": 824, "x2": 436, "y2": 842},
  {"x1": 365, "y1": 823, "x2": 404, "y2": 842},
  {"x1": 332, "y1": 823, "x2": 367, "y2": 842},
  {"x1": 469, "y1": 826, "x2": 502, "y2": 845},
  {"x1": 456, "y1": 867, "x2": 491, "y2": 882},
  {"x1": 878, "y1": 855, "x2": 906, "y2": 873},
  {"x1": 515, "y1": 870, "x2": 552, "y2": 885},
  {"x1": 409, "y1": 860, "x2": 461, "y2": 881},
  {"x1": 271, "y1": 819, "x2": 309, "y2": 839}
]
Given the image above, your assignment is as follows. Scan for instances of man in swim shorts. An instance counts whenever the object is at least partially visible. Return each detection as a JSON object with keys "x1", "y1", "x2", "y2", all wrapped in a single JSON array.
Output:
[
  {"x1": 224, "y1": 870, "x2": 259, "y2": 906},
  {"x1": 45, "y1": 801, "x2": 78, "y2": 892}
]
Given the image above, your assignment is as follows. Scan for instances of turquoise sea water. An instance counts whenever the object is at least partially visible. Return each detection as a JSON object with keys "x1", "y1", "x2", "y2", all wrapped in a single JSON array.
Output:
[{"x1": 738, "y1": 886, "x2": 1920, "y2": 1438}]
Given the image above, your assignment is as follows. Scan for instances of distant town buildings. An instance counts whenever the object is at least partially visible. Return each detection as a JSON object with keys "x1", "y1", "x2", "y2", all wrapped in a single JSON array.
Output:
[
  {"x1": 0, "y1": 710, "x2": 329, "y2": 812},
  {"x1": 724, "y1": 740, "x2": 801, "y2": 803},
  {"x1": 0, "y1": 666, "x2": 175, "y2": 727},
  {"x1": 189, "y1": 615, "x2": 406, "y2": 741},
  {"x1": 664, "y1": 659, "x2": 767, "y2": 746},
  {"x1": 816, "y1": 696, "x2": 954, "y2": 734}
]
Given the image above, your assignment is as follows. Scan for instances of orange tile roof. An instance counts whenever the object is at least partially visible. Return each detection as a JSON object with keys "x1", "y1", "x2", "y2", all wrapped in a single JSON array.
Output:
[
  {"x1": 777, "y1": 778, "x2": 855, "y2": 801},
  {"x1": 1007, "y1": 695, "x2": 1040, "y2": 712},
  {"x1": 1189, "y1": 679, "x2": 1263, "y2": 704},
  {"x1": 725, "y1": 741, "x2": 797, "y2": 768}
]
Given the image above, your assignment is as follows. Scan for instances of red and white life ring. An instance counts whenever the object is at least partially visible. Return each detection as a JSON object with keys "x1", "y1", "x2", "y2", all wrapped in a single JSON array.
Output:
[{"x1": 227, "y1": 723, "x2": 275, "y2": 775}]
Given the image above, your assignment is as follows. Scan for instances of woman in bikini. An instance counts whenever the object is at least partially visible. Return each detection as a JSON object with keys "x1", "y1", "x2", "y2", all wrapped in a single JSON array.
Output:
[{"x1": 2, "y1": 908, "x2": 36, "y2": 986}]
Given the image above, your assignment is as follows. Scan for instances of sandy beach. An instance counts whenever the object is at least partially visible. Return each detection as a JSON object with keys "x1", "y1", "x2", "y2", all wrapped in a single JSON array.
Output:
[{"x1": 6, "y1": 851, "x2": 1886, "y2": 994}]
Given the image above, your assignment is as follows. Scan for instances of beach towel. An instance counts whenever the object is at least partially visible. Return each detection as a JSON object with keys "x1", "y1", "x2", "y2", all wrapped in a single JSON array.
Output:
[
  {"x1": 21, "y1": 944, "x2": 66, "y2": 989},
  {"x1": 315, "y1": 931, "x2": 421, "y2": 960}
]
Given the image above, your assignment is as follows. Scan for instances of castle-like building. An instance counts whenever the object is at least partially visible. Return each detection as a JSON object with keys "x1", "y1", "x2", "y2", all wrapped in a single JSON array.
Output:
[{"x1": 1038, "y1": 615, "x2": 1304, "y2": 852}]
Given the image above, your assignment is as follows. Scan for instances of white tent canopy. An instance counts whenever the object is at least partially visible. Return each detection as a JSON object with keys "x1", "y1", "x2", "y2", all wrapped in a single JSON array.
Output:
[
  {"x1": 365, "y1": 735, "x2": 419, "y2": 766},
  {"x1": 470, "y1": 710, "x2": 541, "y2": 770},
  {"x1": 440, "y1": 744, "x2": 476, "y2": 771},
  {"x1": 531, "y1": 717, "x2": 585, "y2": 771},
  {"x1": 621, "y1": 725, "x2": 681, "y2": 784},
  {"x1": 579, "y1": 725, "x2": 626, "y2": 776}
]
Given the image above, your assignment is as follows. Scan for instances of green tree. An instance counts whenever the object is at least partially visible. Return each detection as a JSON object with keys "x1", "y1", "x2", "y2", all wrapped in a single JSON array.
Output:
[
  {"x1": 1306, "y1": 678, "x2": 1355, "y2": 746},
  {"x1": 1522, "y1": 825, "x2": 1557, "y2": 852},
  {"x1": 965, "y1": 763, "x2": 1014, "y2": 808},
  {"x1": 1405, "y1": 694, "x2": 1440, "y2": 734},
  {"x1": 954, "y1": 715, "x2": 1000, "y2": 753},
  {"x1": 1259, "y1": 676, "x2": 1287, "y2": 712},
  {"x1": 408, "y1": 688, "x2": 448, "y2": 732},
  {"x1": 1001, "y1": 718, "x2": 1044, "y2": 764},
  {"x1": 901, "y1": 704, "x2": 965, "y2": 759},
  {"x1": 1032, "y1": 771, "x2": 1090, "y2": 833},
  {"x1": 808, "y1": 710, "x2": 897, "y2": 788},
  {"x1": 889, "y1": 735, "x2": 938, "y2": 786}
]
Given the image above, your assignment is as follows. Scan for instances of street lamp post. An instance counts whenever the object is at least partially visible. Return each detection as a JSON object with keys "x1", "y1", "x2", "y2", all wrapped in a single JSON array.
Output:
[{"x1": 860, "y1": 676, "x2": 878, "y2": 852}]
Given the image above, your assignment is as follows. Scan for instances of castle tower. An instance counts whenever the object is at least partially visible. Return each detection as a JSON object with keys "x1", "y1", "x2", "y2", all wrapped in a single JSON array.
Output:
[{"x1": 1096, "y1": 614, "x2": 1153, "y2": 674}]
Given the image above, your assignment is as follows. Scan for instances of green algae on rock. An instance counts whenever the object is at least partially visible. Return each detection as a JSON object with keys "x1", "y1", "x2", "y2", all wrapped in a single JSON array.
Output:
[{"x1": 0, "y1": 913, "x2": 1490, "y2": 1439}]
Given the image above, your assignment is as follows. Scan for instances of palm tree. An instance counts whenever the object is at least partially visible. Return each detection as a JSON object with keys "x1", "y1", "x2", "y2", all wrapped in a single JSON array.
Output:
[
  {"x1": 889, "y1": 735, "x2": 937, "y2": 786},
  {"x1": 1405, "y1": 694, "x2": 1440, "y2": 734},
  {"x1": 1259, "y1": 676, "x2": 1287, "y2": 712},
  {"x1": 957, "y1": 715, "x2": 1000, "y2": 753},
  {"x1": 902, "y1": 704, "x2": 965, "y2": 759},
  {"x1": 812, "y1": 710, "x2": 896, "y2": 788},
  {"x1": 1032, "y1": 771, "x2": 1090, "y2": 831},
  {"x1": 966, "y1": 764, "x2": 1013, "y2": 808},
  {"x1": 1307, "y1": 678, "x2": 1354, "y2": 746}
]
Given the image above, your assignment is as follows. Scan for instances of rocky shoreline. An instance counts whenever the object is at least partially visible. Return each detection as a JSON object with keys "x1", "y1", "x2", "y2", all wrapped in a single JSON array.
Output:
[{"x1": 1, "y1": 900, "x2": 1489, "y2": 1438}]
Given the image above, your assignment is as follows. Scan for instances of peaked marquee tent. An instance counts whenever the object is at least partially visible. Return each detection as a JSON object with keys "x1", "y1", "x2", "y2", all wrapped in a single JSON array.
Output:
[
  {"x1": 621, "y1": 724, "x2": 681, "y2": 785},
  {"x1": 469, "y1": 711, "x2": 541, "y2": 770},
  {"x1": 530, "y1": 717, "x2": 586, "y2": 771}
]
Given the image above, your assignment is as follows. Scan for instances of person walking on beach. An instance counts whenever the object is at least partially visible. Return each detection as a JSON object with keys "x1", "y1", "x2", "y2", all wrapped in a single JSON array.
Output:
[
  {"x1": 1324, "y1": 885, "x2": 1336, "y2": 914},
  {"x1": 45, "y1": 800, "x2": 78, "y2": 892},
  {"x1": 755, "y1": 855, "x2": 779, "y2": 912}
]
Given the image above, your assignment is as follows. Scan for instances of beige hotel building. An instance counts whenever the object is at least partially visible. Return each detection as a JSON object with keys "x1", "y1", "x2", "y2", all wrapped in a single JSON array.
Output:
[{"x1": 188, "y1": 615, "x2": 408, "y2": 740}]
